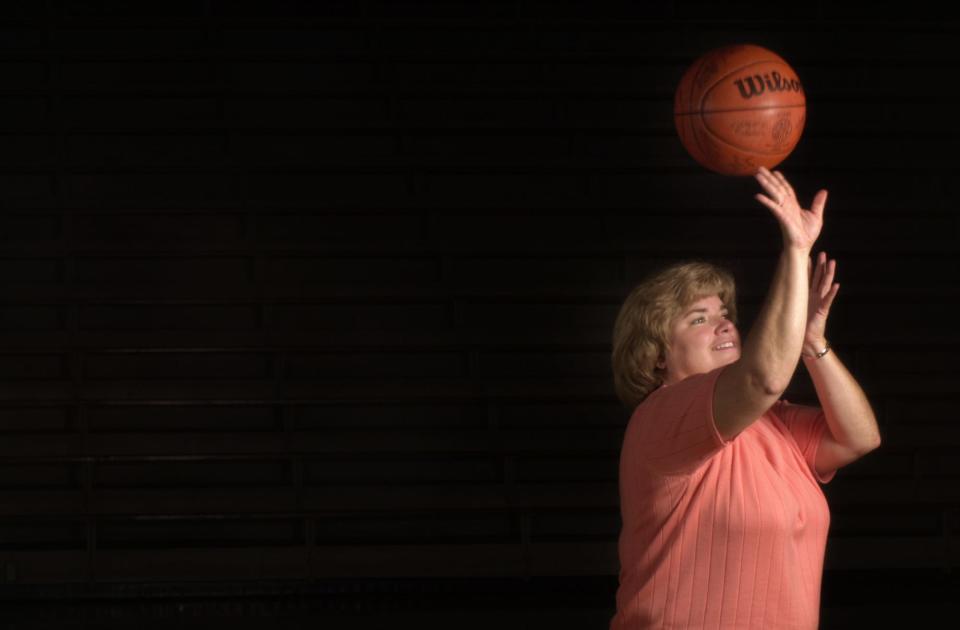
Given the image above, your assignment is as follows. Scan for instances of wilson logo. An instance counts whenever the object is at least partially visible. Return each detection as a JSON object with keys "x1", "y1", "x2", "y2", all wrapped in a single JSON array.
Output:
[{"x1": 733, "y1": 71, "x2": 802, "y2": 99}]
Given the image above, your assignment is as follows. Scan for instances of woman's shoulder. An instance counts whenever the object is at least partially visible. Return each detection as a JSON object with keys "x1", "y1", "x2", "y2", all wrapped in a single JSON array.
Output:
[
  {"x1": 627, "y1": 367, "x2": 728, "y2": 437},
  {"x1": 640, "y1": 367, "x2": 726, "y2": 410}
]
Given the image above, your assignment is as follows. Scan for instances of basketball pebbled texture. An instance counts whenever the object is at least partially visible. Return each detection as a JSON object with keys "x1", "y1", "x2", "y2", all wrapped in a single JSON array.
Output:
[{"x1": 674, "y1": 44, "x2": 806, "y2": 176}]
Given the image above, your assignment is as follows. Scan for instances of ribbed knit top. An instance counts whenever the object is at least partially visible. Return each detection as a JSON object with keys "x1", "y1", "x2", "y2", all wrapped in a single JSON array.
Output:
[{"x1": 610, "y1": 367, "x2": 835, "y2": 630}]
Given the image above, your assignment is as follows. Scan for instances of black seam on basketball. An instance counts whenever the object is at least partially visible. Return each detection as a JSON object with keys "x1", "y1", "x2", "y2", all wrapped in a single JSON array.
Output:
[
  {"x1": 675, "y1": 104, "x2": 806, "y2": 116},
  {"x1": 686, "y1": 58, "x2": 713, "y2": 165}
]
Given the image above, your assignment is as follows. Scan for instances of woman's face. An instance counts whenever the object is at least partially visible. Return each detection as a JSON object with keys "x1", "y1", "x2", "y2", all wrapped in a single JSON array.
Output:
[{"x1": 661, "y1": 294, "x2": 740, "y2": 385}]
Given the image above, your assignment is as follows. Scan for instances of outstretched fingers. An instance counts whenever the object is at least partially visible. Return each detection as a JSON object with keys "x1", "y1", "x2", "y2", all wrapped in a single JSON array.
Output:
[
  {"x1": 811, "y1": 253, "x2": 840, "y2": 314},
  {"x1": 821, "y1": 282, "x2": 840, "y2": 312},
  {"x1": 754, "y1": 193, "x2": 782, "y2": 216},
  {"x1": 772, "y1": 170, "x2": 795, "y2": 198},
  {"x1": 755, "y1": 167, "x2": 828, "y2": 217},
  {"x1": 820, "y1": 257, "x2": 837, "y2": 298},
  {"x1": 754, "y1": 168, "x2": 789, "y2": 218},
  {"x1": 755, "y1": 167, "x2": 787, "y2": 203},
  {"x1": 810, "y1": 189, "x2": 829, "y2": 217}
]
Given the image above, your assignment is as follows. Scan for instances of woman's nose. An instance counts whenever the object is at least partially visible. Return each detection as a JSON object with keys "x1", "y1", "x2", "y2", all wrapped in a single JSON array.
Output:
[{"x1": 717, "y1": 318, "x2": 732, "y2": 334}]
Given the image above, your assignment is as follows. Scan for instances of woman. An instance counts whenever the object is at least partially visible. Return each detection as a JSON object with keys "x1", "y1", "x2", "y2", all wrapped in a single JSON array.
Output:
[{"x1": 609, "y1": 168, "x2": 881, "y2": 629}]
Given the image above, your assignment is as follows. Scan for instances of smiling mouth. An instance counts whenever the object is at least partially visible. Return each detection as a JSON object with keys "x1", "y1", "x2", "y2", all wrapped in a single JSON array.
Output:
[{"x1": 713, "y1": 342, "x2": 736, "y2": 351}]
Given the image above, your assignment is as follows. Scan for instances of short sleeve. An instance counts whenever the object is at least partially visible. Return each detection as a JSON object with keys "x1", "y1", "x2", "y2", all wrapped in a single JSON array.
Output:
[
  {"x1": 774, "y1": 400, "x2": 836, "y2": 484},
  {"x1": 628, "y1": 367, "x2": 731, "y2": 476}
]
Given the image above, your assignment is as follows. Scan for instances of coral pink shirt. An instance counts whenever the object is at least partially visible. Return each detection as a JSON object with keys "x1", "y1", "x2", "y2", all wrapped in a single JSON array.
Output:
[{"x1": 611, "y1": 367, "x2": 835, "y2": 630}]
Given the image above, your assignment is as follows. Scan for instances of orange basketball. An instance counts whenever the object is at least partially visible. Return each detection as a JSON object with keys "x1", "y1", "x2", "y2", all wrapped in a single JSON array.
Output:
[{"x1": 674, "y1": 44, "x2": 806, "y2": 176}]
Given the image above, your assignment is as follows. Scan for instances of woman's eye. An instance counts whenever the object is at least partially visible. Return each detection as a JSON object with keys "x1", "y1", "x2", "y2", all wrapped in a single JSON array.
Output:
[{"x1": 692, "y1": 316, "x2": 705, "y2": 324}]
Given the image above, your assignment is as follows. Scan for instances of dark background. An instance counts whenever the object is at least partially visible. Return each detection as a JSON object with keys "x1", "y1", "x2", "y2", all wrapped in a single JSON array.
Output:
[{"x1": 1, "y1": 1, "x2": 958, "y2": 628}]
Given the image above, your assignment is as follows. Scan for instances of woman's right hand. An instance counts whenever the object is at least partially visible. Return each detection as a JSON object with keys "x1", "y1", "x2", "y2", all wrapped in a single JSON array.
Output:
[{"x1": 753, "y1": 167, "x2": 827, "y2": 252}]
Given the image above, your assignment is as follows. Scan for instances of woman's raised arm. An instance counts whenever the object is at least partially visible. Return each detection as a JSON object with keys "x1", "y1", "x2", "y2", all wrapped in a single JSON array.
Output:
[
  {"x1": 802, "y1": 253, "x2": 881, "y2": 475},
  {"x1": 713, "y1": 168, "x2": 826, "y2": 440}
]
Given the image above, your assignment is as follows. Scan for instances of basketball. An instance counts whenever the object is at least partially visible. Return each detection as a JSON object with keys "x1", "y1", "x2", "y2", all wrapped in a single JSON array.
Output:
[{"x1": 674, "y1": 44, "x2": 806, "y2": 176}]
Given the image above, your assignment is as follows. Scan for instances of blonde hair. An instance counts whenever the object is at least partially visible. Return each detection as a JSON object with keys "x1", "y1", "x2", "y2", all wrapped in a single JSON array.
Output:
[{"x1": 611, "y1": 261, "x2": 737, "y2": 410}]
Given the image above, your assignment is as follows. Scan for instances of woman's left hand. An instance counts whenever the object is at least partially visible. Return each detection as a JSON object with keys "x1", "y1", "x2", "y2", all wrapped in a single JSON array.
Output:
[{"x1": 805, "y1": 251, "x2": 840, "y2": 355}]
